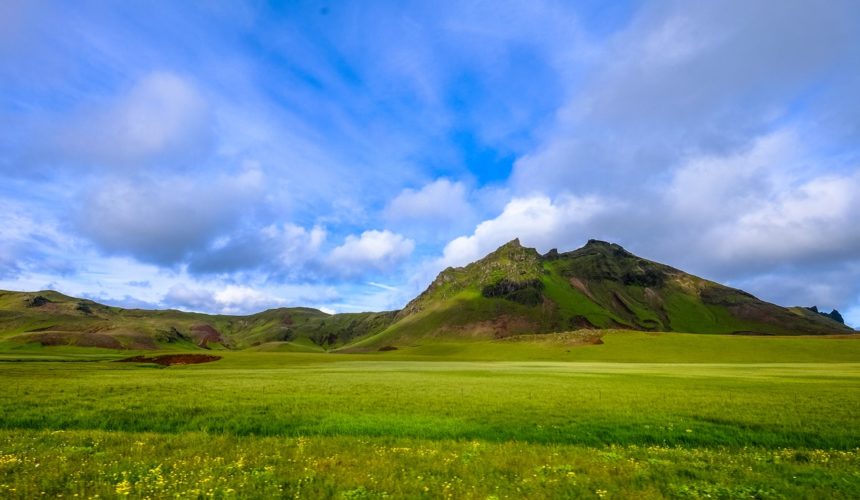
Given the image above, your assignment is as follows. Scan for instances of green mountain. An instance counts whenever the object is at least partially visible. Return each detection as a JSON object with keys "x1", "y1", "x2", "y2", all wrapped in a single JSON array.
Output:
[
  {"x1": 0, "y1": 289, "x2": 395, "y2": 352},
  {"x1": 0, "y1": 239, "x2": 852, "y2": 352},
  {"x1": 348, "y1": 239, "x2": 852, "y2": 349}
]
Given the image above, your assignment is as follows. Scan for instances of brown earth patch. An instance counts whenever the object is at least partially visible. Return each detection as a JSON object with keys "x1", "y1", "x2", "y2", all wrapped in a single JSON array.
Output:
[
  {"x1": 12, "y1": 331, "x2": 124, "y2": 349},
  {"x1": 728, "y1": 302, "x2": 853, "y2": 335},
  {"x1": 453, "y1": 314, "x2": 541, "y2": 339},
  {"x1": 643, "y1": 287, "x2": 662, "y2": 305},
  {"x1": 29, "y1": 302, "x2": 64, "y2": 314},
  {"x1": 118, "y1": 354, "x2": 221, "y2": 366},
  {"x1": 497, "y1": 330, "x2": 605, "y2": 346},
  {"x1": 568, "y1": 315, "x2": 597, "y2": 329},
  {"x1": 190, "y1": 324, "x2": 226, "y2": 348},
  {"x1": 568, "y1": 277, "x2": 595, "y2": 301},
  {"x1": 611, "y1": 291, "x2": 635, "y2": 316},
  {"x1": 643, "y1": 288, "x2": 671, "y2": 329},
  {"x1": 727, "y1": 303, "x2": 780, "y2": 325}
]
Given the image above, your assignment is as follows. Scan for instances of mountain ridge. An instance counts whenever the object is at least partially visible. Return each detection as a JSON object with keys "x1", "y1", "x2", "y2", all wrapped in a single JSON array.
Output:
[
  {"x1": 0, "y1": 239, "x2": 853, "y2": 352},
  {"x1": 348, "y1": 239, "x2": 853, "y2": 350}
]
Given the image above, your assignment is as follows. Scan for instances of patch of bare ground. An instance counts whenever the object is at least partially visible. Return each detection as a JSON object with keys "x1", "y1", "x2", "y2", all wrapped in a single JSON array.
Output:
[
  {"x1": 190, "y1": 324, "x2": 227, "y2": 348},
  {"x1": 117, "y1": 354, "x2": 221, "y2": 366},
  {"x1": 496, "y1": 330, "x2": 605, "y2": 346},
  {"x1": 568, "y1": 277, "x2": 596, "y2": 301},
  {"x1": 453, "y1": 315, "x2": 541, "y2": 339}
]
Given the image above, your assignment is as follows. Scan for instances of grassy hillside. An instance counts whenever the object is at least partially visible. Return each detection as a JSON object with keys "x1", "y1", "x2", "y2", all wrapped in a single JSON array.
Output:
[
  {"x1": 0, "y1": 290, "x2": 395, "y2": 352},
  {"x1": 350, "y1": 239, "x2": 853, "y2": 350},
  {"x1": 0, "y1": 239, "x2": 853, "y2": 354}
]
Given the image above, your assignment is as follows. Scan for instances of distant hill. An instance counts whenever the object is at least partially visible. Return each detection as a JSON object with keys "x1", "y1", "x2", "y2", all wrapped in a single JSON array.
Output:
[
  {"x1": 348, "y1": 239, "x2": 853, "y2": 349},
  {"x1": 0, "y1": 289, "x2": 395, "y2": 351},
  {"x1": 0, "y1": 239, "x2": 853, "y2": 352}
]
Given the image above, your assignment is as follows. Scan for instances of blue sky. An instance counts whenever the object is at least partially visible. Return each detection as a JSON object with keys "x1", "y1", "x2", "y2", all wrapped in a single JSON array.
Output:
[{"x1": 1, "y1": 0, "x2": 859, "y2": 325}]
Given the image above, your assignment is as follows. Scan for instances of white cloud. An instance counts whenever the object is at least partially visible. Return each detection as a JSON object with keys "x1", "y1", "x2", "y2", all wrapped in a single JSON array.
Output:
[
  {"x1": 277, "y1": 224, "x2": 327, "y2": 265},
  {"x1": 386, "y1": 178, "x2": 473, "y2": 224},
  {"x1": 0, "y1": 199, "x2": 83, "y2": 278},
  {"x1": 439, "y1": 194, "x2": 607, "y2": 268},
  {"x1": 705, "y1": 173, "x2": 860, "y2": 266},
  {"x1": 78, "y1": 166, "x2": 263, "y2": 265},
  {"x1": 511, "y1": 0, "x2": 860, "y2": 196},
  {"x1": 187, "y1": 223, "x2": 413, "y2": 282},
  {"x1": 164, "y1": 284, "x2": 285, "y2": 315},
  {"x1": 55, "y1": 71, "x2": 212, "y2": 168},
  {"x1": 638, "y1": 12, "x2": 726, "y2": 68},
  {"x1": 729, "y1": 267, "x2": 860, "y2": 314},
  {"x1": 367, "y1": 281, "x2": 399, "y2": 292},
  {"x1": 213, "y1": 285, "x2": 282, "y2": 314},
  {"x1": 649, "y1": 129, "x2": 860, "y2": 274},
  {"x1": 183, "y1": 221, "x2": 326, "y2": 276},
  {"x1": 327, "y1": 230, "x2": 415, "y2": 277},
  {"x1": 667, "y1": 131, "x2": 799, "y2": 222},
  {"x1": 844, "y1": 303, "x2": 860, "y2": 329},
  {"x1": 163, "y1": 284, "x2": 215, "y2": 311}
]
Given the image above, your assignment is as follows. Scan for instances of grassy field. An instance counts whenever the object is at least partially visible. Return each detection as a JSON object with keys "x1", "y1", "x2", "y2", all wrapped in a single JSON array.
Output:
[{"x1": 0, "y1": 332, "x2": 858, "y2": 498}]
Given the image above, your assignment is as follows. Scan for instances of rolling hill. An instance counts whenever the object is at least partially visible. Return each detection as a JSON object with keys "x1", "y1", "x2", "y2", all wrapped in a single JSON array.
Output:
[
  {"x1": 0, "y1": 239, "x2": 852, "y2": 352},
  {"x1": 348, "y1": 239, "x2": 853, "y2": 349},
  {"x1": 0, "y1": 289, "x2": 395, "y2": 352}
]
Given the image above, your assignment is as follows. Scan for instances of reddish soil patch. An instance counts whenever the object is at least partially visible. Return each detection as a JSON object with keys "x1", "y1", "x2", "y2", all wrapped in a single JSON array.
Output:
[
  {"x1": 190, "y1": 324, "x2": 225, "y2": 348},
  {"x1": 117, "y1": 354, "x2": 221, "y2": 366},
  {"x1": 568, "y1": 277, "x2": 595, "y2": 301},
  {"x1": 454, "y1": 314, "x2": 540, "y2": 339},
  {"x1": 498, "y1": 330, "x2": 605, "y2": 346}
]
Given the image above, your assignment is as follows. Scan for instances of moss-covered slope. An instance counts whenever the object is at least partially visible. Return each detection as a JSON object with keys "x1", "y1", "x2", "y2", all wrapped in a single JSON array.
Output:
[
  {"x1": 1, "y1": 239, "x2": 853, "y2": 353},
  {"x1": 0, "y1": 290, "x2": 395, "y2": 351},
  {"x1": 348, "y1": 239, "x2": 853, "y2": 349}
]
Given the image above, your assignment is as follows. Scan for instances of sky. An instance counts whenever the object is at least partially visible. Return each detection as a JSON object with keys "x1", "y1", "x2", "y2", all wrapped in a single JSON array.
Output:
[{"x1": 1, "y1": 0, "x2": 859, "y2": 326}]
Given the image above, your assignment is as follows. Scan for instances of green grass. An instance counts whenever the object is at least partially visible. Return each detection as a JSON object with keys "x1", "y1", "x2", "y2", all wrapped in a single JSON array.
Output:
[
  {"x1": 1, "y1": 431, "x2": 857, "y2": 499},
  {"x1": 540, "y1": 265, "x2": 622, "y2": 328},
  {"x1": 0, "y1": 333, "x2": 859, "y2": 497}
]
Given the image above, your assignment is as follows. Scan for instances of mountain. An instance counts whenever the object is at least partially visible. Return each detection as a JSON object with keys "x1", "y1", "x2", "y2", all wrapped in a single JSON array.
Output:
[
  {"x1": 0, "y1": 290, "x2": 395, "y2": 352},
  {"x1": 0, "y1": 239, "x2": 853, "y2": 352},
  {"x1": 348, "y1": 239, "x2": 853, "y2": 349}
]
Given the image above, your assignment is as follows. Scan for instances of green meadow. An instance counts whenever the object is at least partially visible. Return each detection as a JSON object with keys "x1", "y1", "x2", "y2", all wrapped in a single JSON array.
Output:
[{"x1": 0, "y1": 332, "x2": 858, "y2": 498}]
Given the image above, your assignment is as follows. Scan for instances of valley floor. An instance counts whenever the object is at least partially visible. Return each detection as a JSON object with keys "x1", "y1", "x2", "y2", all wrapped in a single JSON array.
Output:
[{"x1": 0, "y1": 333, "x2": 858, "y2": 498}]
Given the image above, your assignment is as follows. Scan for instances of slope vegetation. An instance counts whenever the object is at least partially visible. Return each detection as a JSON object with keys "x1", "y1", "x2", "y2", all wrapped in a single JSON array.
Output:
[
  {"x1": 349, "y1": 239, "x2": 852, "y2": 349},
  {"x1": 0, "y1": 290, "x2": 394, "y2": 351},
  {"x1": 0, "y1": 240, "x2": 852, "y2": 353}
]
